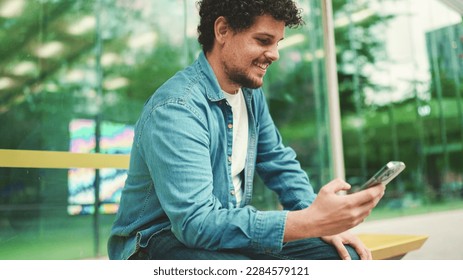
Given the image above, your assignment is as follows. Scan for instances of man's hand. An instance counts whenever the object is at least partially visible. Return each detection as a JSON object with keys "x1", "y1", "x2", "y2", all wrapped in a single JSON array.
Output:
[
  {"x1": 321, "y1": 231, "x2": 372, "y2": 260},
  {"x1": 284, "y1": 178, "x2": 385, "y2": 242}
]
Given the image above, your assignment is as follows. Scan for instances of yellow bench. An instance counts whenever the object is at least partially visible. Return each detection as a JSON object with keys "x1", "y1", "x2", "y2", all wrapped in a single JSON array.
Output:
[
  {"x1": 0, "y1": 149, "x2": 428, "y2": 260},
  {"x1": 358, "y1": 233, "x2": 428, "y2": 260}
]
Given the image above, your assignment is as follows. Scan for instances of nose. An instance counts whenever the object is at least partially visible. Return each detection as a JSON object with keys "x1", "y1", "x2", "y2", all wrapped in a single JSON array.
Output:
[{"x1": 265, "y1": 45, "x2": 280, "y2": 62}]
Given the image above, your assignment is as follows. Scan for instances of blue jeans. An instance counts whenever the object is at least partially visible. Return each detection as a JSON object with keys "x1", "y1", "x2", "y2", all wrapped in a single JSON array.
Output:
[{"x1": 132, "y1": 230, "x2": 360, "y2": 260}]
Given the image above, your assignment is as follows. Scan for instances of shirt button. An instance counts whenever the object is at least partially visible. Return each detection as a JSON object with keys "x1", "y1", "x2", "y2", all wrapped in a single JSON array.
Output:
[
  {"x1": 230, "y1": 190, "x2": 235, "y2": 196},
  {"x1": 228, "y1": 156, "x2": 232, "y2": 163},
  {"x1": 228, "y1": 123, "x2": 233, "y2": 129}
]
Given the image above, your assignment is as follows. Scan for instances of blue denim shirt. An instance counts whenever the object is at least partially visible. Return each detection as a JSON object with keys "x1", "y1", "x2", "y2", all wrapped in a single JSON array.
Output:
[{"x1": 107, "y1": 52, "x2": 316, "y2": 260}]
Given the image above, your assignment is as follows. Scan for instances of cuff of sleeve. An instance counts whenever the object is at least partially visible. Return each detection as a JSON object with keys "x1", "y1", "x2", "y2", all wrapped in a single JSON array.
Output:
[
  {"x1": 252, "y1": 210, "x2": 288, "y2": 254},
  {"x1": 291, "y1": 200, "x2": 310, "y2": 211},
  {"x1": 291, "y1": 193, "x2": 317, "y2": 211}
]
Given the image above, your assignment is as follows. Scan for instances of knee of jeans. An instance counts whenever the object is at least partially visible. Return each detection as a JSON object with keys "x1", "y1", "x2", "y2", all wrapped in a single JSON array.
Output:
[
  {"x1": 346, "y1": 245, "x2": 361, "y2": 260},
  {"x1": 128, "y1": 249, "x2": 149, "y2": 260}
]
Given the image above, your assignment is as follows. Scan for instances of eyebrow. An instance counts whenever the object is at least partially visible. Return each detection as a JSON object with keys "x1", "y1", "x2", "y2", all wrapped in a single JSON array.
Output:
[{"x1": 254, "y1": 32, "x2": 285, "y2": 41}]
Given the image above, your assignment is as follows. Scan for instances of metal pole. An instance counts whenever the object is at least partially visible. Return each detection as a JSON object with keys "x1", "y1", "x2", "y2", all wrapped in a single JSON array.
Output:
[
  {"x1": 93, "y1": 0, "x2": 104, "y2": 257},
  {"x1": 446, "y1": 23, "x2": 463, "y2": 155},
  {"x1": 347, "y1": 0, "x2": 367, "y2": 181},
  {"x1": 93, "y1": 115, "x2": 101, "y2": 257},
  {"x1": 430, "y1": 26, "x2": 449, "y2": 175},
  {"x1": 321, "y1": 0, "x2": 345, "y2": 180},
  {"x1": 308, "y1": 1, "x2": 328, "y2": 184}
]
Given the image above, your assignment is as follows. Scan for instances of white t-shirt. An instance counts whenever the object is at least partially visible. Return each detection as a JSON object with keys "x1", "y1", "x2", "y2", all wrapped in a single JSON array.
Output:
[{"x1": 223, "y1": 88, "x2": 248, "y2": 206}]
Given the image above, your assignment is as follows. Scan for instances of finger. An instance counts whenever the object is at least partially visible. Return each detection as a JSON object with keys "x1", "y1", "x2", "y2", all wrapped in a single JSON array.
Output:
[
  {"x1": 370, "y1": 183, "x2": 386, "y2": 196},
  {"x1": 355, "y1": 245, "x2": 372, "y2": 260},
  {"x1": 332, "y1": 239, "x2": 352, "y2": 260},
  {"x1": 347, "y1": 238, "x2": 372, "y2": 260},
  {"x1": 366, "y1": 248, "x2": 373, "y2": 260},
  {"x1": 358, "y1": 246, "x2": 372, "y2": 260},
  {"x1": 361, "y1": 185, "x2": 385, "y2": 208},
  {"x1": 349, "y1": 184, "x2": 385, "y2": 206}
]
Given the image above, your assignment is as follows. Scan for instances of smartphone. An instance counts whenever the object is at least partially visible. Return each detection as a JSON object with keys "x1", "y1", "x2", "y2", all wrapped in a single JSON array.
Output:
[{"x1": 359, "y1": 161, "x2": 406, "y2": 190}]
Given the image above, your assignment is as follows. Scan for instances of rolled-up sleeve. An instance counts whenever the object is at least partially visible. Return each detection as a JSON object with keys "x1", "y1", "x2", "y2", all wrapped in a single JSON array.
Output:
[{"x1": 252, "y1": 210, "x2": 288, "y2": 252}]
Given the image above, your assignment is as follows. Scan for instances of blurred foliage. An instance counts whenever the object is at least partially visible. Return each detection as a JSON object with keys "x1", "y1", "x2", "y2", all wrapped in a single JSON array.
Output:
[{"x1": 332, "y1": 0, "x2": 395, "y2": 113}]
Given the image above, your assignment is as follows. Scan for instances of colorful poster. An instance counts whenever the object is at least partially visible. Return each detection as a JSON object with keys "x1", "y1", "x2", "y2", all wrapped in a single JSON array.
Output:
[{"x1": 67, "y1": 119, "x2": 134, "y2": 215}]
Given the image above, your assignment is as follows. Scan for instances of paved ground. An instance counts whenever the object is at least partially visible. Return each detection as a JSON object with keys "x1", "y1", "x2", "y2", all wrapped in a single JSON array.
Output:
[{"x1": 351, "y1": 209, "x2": 463, "y2": 260}]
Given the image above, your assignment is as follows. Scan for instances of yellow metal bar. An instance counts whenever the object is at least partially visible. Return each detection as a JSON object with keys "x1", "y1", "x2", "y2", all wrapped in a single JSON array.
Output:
[
  {"x1": 357, "y1": 233, "x2": 428, "y2": 260},
  {"x1": 0, "y1": 149, "x2": 130, "y2": 169}
]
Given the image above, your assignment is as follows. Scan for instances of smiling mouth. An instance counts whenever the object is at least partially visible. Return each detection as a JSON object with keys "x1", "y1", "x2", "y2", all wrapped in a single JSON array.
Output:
[{"x1": 254, "y1": 62, "x2": 270, "y2": 71}]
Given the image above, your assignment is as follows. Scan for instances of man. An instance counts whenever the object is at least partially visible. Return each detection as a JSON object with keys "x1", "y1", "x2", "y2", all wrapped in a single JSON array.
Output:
[{"x1": 108, "y1": 0, "x2": 385, "y2": 260}]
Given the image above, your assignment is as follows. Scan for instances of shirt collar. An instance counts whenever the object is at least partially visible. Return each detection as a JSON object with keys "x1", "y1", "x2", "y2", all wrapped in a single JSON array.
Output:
[{"x1": 197, "y1": 51, "x2": 225, "y2": 102}]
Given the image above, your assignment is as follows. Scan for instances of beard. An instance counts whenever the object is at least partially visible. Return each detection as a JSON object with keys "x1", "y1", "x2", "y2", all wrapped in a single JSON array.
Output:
[{"x1": 223, "y1": 61, "x2": 264, "y2": 89}]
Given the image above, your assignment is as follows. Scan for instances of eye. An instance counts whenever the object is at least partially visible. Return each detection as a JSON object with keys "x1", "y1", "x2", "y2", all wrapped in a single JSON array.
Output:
[{"x1": 257, "y1": 38, "x2": 271, "y2": 45}]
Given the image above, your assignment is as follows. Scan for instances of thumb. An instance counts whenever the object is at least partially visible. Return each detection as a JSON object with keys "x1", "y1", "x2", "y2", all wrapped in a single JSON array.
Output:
[{"x1": 326, "y1": 178, "x2": 352, "y2": 193}]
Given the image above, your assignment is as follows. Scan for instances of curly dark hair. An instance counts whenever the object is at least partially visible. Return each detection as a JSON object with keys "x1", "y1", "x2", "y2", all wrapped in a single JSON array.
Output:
[{"x1": 196, "y1": 0, "x2": 304, "y2": 53}]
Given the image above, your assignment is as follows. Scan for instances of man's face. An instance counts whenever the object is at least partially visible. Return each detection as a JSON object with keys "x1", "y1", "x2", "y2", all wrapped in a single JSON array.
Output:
[{"x1": 220, "y1": 15, "x2": 285, "y2": 91}]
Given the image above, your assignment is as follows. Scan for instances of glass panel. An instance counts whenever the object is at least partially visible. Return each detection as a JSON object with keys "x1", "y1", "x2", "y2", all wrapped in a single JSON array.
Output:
[
  {"x1": 0, "y1": 167, "x2": 114, "y2": 259},
  {"x1": 0, "y1": 0, "x2": 330, "y2": 259},
  {"x1": 252, "y1": 0, "x2": 332, "y2": 208},
  {"x1": 334, "y1": 0, "x2": 463, "y2": 208},
  {"x1": 0, "y1": 0, "x2": 196, "y2": 259}
]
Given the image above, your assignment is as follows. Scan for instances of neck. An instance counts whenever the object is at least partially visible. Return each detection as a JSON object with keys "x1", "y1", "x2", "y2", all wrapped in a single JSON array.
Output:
[
  {"x1": 205, "y1": 50, "x2": 240, "y2": 94},
  {"x1": 224, "y1": 88, "x2": 240, "y2": 95}
]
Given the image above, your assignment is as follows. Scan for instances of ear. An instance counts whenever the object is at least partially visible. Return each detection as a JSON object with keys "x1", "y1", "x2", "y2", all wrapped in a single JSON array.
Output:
[{"x1": 214, "y1": 16, "x2": 230, "y2": 45}]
